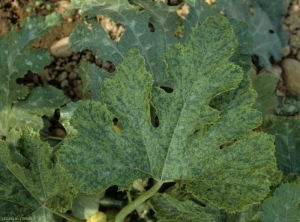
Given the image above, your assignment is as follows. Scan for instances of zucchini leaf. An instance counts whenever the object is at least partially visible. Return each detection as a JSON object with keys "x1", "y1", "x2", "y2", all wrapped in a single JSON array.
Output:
[
  {"x1": 151, "y1": 193, "x2": 221, "y2": 222},
  {"x1": 59, "y1": 17, "x2": 279, "y2": 212},
  {"x1": 264, "y1": 116, "x2": 300, "y2": 175},
  {"x1": 0, "y1": 13, "x2": 66, "y2": 143},
  {"x1": 69, "y1": 0, "x2": 219, "y2": 86},
  {"x1": 262, "y1": 183, "x2": 300, "y2": 222},
  {"x1": 0, "y1": 127, "x2": 76, "y2": 219},
  {"x1": 216, "y1": 0, "x2": 290, "y2": 69}
]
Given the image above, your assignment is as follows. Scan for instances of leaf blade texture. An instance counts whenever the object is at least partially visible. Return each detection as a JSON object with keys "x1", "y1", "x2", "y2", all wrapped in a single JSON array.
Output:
[
  {"x1": 60, "y1": 17, "x2": 278, "y2": 212},
  {"x1": 70, "y1": 0, "x2": 219, "y2": 87},
  {"x1": 250, "y1": 72, "x2": 279, "y2": 123},
  {"x1": 151, "y1": 193, "x2": 221, "y2": 222},
  {"x1": 0, "y1": 127, "x2": 76, "y2": 218},
  {"x1": 216, "y1": 0, "x2": 290, "y2": 69},
  {"x1": 264, "y1": 116, "x2": 300, "y2": 175},
  {"x1": 262, "y1": 183, "x2": 300, "y2": 222},
  {"x1": 0, "y1": 13, "x2": 66, "y2": 141}
]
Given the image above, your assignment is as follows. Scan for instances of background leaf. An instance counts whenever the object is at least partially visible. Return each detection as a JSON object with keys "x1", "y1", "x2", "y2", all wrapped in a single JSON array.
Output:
[
  {"x1": 216, "y1": 0, "x2": 290, "y2": 69},
  {"x1": 264, "y1": 116, "x2": 300, "y2": 175},
  {"x1": 251, "y1": 72, "x2": 279, "y2": 123},
  {"x1": 0, "y1": 13, "x2": 65, "y2": 142},
  {"x1": 262, "y1": 183, "x2": 300, "y2": 222},
  {"x1": 0, "y1": 127, "x2": 76, "y2": 218}
]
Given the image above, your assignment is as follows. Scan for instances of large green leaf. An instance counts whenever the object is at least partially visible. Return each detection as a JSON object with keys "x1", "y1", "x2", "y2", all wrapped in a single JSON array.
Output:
[
  {"x1": 216, "y1": 0, "x2": 290, "y2": 69},
  {"x1": 59, "y1": 17, "x2": 278, "y2": 212},
  {"x1": 0, "y1": 13, "x2": 66, "y2": 142},
  {"x1": 0, "y1": 127, "x2": 76, "y2": 219},
  {"x1": 264, "y1": 116, "x2": 300, "y2": 175},
  {"x1": 262, "y1": 183, "x2": 300, "y2": 222}
]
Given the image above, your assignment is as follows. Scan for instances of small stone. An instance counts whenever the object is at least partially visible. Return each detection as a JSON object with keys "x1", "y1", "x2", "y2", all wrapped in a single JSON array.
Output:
[
  {"x1": 95, "y1": 59, "x2": 102, "y2": 66},
  {"x1": 55, "y1": 1, "x2": 72, "y2": 20},
  {"x1": 297, "y1": 50, "x2": 300, "y2": 61},
  {"x1": 292, "y1": 47, "x2": 298, "y2": 55},
  {"x1": 64, "y1": 62, "x2": 76, "y2": 72},
  {"x1": 33, "y1": 75, "x2": 39, "y2": 84},
  {"x1": 50, "y1": 37, "x2": 73, "y2": 57},
  {"x1": 69, "y1": 90, "x2": 75, "y2": 96},
  {"x1": 84, "y1": 91, "x2": 93, "y2": 99},
  {"x1": 289, "y1": 23, "x2": 300, "y2": 32},
  {"x1": 40, "y1": 70, "x2": 51, "y2": 84},
  {"x1": 54, "y1": 128, "x2": 66, "y2": 137},
  {"x1": 68, "y1": 72, "x2": 78, "y2": 80},
  {"x1": 282, "y1": 45, "x2": 291, "y2": 57},
  {"x1": 57, "y1": 71, "x2": 68, "y2": 82},
  {"x1": 282, "y1": 23, "x2": 289, "y2": 32},
  {"x1": 281, "y1": 58, "x2": 300, "y2": 96},
  {"x1": 60, "y1": 79, "x2": 69, "y2": 88},
  {"x1": 102, "y1": 61, "x2": 111, "y2": 70},
  {"x1": 74, "y1": 84, "x2": 83, "y2": 98},
  {"x1": 291, "y1": 4, "x2": 300, "y2": 14},
  {"x1": 271, "y1": 64, "x2": 282, "y2": 79}
]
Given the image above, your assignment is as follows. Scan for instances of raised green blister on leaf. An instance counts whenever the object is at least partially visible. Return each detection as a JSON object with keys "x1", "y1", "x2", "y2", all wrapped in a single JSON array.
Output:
[
  {"x1": 0, "y1": 127, "x2": 76, "y2": 219},
  {"x1": 60, "y1": 17, "x2": 278, "y2": 212},
  {"x1": 0, "y1": 13, "x2": 65, "y2": 142}
]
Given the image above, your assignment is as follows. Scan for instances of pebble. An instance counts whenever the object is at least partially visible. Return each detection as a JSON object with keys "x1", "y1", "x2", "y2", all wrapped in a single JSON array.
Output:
[
  {"x1": 60, "y1": 79, "x2": 69, "y2": 88},
  {"x1": 50, "y1": 37, "x2": 73, "y2": 57},
  {"x1": 40, "y1": 70, "x2": 51, "y2": 84},
  {"x1": 64, "y1": 62, "x2": 76, "y2": 72},
  {"x1": 57, "y1": 71, "x2": 67, "y2": 82},
  {"x1": 282, "y1": 45, "x2": 291, "y2": 57},
  {"x1": 55, "y1": 1, "x2": 72, "y2": 20},
  {"x1": 74, "y1": 84, "x2": 83, "y2": 98},
  {"x1": 68, "y1": 72, "x2": 78, "y2": 80},
  {"x1": 281, "y1": 58, "x2": 300, "y2": 96},
  {"x1": 102, "y1": 61, "x2": 111, "y2": 70},
  {"x1": 271, "y1": 64, "x2": 283, "y2": 79}
]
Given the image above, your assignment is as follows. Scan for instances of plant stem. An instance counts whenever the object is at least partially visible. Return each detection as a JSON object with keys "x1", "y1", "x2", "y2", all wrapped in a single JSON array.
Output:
[
  {"x1": 115, "y1": 180, "x2": 164, "y2": 222},
  {"x1": 53, "y1": 211, "x2": 84, "y2": 222},
  {"x1": 40, "y1": 131, "x2": 64, "y2": 141},
  {"x1": 126, "y1": 190, "x2": 132, "y2": 203}
]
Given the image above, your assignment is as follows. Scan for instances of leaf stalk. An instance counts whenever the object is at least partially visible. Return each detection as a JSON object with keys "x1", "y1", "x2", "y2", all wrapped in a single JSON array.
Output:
[{"x1": 115, "y1": 180, "x2": 164, "y2": 222}]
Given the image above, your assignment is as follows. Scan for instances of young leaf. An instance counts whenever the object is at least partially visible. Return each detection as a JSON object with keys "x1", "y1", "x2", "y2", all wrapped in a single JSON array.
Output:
[
  {"x1": 0, "y1": 13, "x2": 65, "y2": 142},
  {"x1": 59, "y1": 17, "x2": 278, "y2": 212},
  {"x1": 262, "y1": 183, "x2": 300, "y2": 222},
  {"x1": 0, "y1": 127, "x2": 76, "y2": 218}
]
